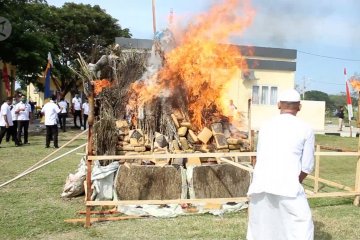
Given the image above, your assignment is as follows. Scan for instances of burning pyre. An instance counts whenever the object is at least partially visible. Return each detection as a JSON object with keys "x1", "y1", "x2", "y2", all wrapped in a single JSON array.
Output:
[{"x1": 90, "y1": 0, "x2": 255, "y2": 157}]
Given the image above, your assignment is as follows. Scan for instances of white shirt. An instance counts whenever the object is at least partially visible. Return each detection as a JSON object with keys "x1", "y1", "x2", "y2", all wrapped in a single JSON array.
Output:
[
  {"x1": 72, "y1": 97, "x2": 82, "y2": 111},
  {"x1": 15, "y1": 102, "x2": 32, "y2": 121},
  {"x1": 82, "y1": 102, "x2": 89, "y2": 115},
  {"x1": 10, "y1": 103, "x2": 17, "y2": 121},
  {"x1": 248, "y1": 113, "x2": 315, "y2": 198},
  {"x1": 0, "y1": 102, "x2": 13, "y2": 127},
  {"x1": 58, "y1": 100, "x2": 68, "y2": 114},
  {"x1": 41, "y1": 101, "x2": 61, "y2": 125}
]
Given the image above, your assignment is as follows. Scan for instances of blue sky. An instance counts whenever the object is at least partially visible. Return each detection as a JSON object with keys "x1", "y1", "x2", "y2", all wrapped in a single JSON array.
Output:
[{"x1": 48, "y1": 0, "x2": 360, "y2": 94}]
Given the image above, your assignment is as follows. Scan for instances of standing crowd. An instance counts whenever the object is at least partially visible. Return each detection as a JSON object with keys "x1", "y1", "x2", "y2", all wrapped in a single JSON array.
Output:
[{"x1": 0, "y1": 93, "x2": 88, "y2": 148}]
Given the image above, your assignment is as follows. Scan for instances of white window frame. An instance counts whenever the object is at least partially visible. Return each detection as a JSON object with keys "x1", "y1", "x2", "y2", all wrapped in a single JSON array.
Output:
[{"x1": 252, "y1": 85, "x2": 278, "y2": 105}]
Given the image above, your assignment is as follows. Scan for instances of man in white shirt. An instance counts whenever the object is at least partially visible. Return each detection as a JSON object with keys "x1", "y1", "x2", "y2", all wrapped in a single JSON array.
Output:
[
  {"x1": 15, "y1": 95, "x2": 32, "y2": 144},
  {"x1": 6, "y1": 96, "x2": 19, "y2": 143},
  {"x1": 247, "y1": 89, "x2": 315, "y2": 240},
  {"x1": 0, "y1": 97, "x2": 21, "y2": 147},
  {"x1": 82, "y1": 98, "x2": 89, "y2": 130},
  {"x1": 71, "y1": 93, "x2": 82, "y2": 128},
  {"x1": 58, "y1": 97, "x2": 68, "y2": 132},
  {"x1": 41, "y1": 95, "x2": 61, "y2": 148}
]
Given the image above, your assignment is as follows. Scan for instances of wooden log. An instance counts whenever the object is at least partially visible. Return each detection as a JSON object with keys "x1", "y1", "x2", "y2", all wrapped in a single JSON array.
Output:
[
  {"x1": 180, "y1": 122, "x2": 192, "y2": 128},
  {"x1": 178, "y1": 127, "x2": 188, "y2": 137},
  {"x1": 130, "y1": 137, "x2": 145, "y2": 147},
  {"x1": 118, "y1": 145, "x2": 135, "y2": 151},
  {"x1": 115, "y1": 120, "x2": 129, "y2": 129},
  {"x1": 229, "y1": 144, "x2": 241, "y2": 150},
  {"x1": 134, "y1": 146, "x2": 146, "y2": 152},
  {"x1": 227, "y1": 138, "x2": 242, "y2": 145},
  {"x1": 187, "y1": 157, "x2": 201, "y2": 166},
  {"x1": 171, "y1": 114, "x2": 180, "y2": 128},
  {"x1": 179, "y1": 137, "x2": 190, "y2": 150},
  {"x1": 197, "y1": 127, "x2": 213, "y2": 144},
  {"x1": 187, "y1": 130, "x2": 199, "y2": 143},
  {"x1": 115, "y1": 165, "x2": 183, "y2": 200},
  {"x1": 211, "y1": 123, "x2": 223, "y2": 134},
  {"x1": 213, "y1": 134, "x2": 228, "y2": 149}
]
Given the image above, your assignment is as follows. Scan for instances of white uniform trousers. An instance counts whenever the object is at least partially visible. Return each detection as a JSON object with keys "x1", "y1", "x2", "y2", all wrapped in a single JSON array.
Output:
[{"x1": 247, "y1": 192, "x2": 314, "y2": 240}]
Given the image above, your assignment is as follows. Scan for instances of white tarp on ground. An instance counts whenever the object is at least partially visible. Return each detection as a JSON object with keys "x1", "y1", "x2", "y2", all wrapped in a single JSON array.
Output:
[{"x1": 117, "y1": 202, "x2": 248, "y2": 218}]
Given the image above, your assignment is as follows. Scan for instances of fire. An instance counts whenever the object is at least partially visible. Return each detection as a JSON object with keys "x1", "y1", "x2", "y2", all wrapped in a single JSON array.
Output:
[
  {"x1": 130, "y1": 0, "x2": 255, "y2": 129},
  {"x1": 93, "y1": 79, "x2": 111, "y2": 95},
  {"x1": 349, "y1": 76, "x2": 360, "y2": 91}
]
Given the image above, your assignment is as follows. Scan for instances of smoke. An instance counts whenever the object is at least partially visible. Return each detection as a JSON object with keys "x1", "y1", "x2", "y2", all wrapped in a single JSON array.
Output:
[{"x1": 239, "y1": 0, "x2": 355, "y2": 48}]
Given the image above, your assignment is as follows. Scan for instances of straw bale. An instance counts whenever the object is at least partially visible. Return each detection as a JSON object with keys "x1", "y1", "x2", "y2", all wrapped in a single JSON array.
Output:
[
  {"x1": 191, "y1": 163, "x2": 250, "y2": 198},
  {"x1": 115, "y1": 165, "x2": 183, "y2": 200}
]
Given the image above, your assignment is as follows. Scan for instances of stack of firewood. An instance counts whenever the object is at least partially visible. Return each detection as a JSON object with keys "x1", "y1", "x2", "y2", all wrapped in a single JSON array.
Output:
[{"x1": 115, "y1": 112, "x2": 250, "y2": 155}]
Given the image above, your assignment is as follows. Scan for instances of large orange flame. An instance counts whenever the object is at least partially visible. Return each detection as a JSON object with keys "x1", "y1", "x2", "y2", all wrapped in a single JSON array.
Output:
[
  {"x1": 350, "y1": 76, "x2": 360, "y2": 91},
  {"x1": 130, "y1": 0, "x2": 255, "y2": 129}
]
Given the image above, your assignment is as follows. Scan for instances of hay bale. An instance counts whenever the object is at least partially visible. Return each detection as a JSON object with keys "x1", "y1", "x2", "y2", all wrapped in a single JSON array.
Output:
[
  {"x1": 191, "y1": 163, "x2": 250, "y2": 198},
  {"x1": 115, "y1": 165, "x2": 183, "y2": 200},
  {"x1": 155, "y1": 132, "x2": 168, "y2": 148}
]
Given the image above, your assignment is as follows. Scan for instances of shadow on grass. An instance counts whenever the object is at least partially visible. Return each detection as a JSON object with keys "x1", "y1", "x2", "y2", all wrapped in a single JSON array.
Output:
[{"x1": 314, "y1": 221, "x2": 333, "y2": 240}]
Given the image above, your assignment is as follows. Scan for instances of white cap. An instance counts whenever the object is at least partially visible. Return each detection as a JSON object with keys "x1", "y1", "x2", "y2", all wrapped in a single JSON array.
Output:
[{"x1": 278, "y1": 89, "x2": 301, "y2": 102}]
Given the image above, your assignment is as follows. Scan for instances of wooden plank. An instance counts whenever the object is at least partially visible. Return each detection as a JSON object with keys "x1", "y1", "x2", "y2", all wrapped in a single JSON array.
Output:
[
  {"x1": 218, "y1": 157, "x2": 253, "y2": 173},
  {"x1": 307, "y1": 175, "x2": 353, "y2": 192},
  {"x1": 65, "y1": 216, "x2": 143, "y2": 223},
  {"x1": 314, "y1": 145, "x2": 320, "y2": 193},
  {"x1": 86, "y1": 197, "x2": 249, "y2": 206},
  {"x1": 78, "y1": 209, "x2": 119, "y2": 215},
  {"x1": 306, "y1": 191, "x2": 360, "y2": 198},
  {"x1": 354, "y1": 158, "x2": 360, "y2": 206},
  {"x1": 88, "y1": 152, "x2": 257, "y2": 161},
  {"x1": 314, "y1": 152, "x2": 360, "y2": 156}
]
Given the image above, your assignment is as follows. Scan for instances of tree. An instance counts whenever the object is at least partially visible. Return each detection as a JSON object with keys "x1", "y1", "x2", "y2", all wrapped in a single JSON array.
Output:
[
  {"x1": 0, "y1": 0, "x2": 58, "y2": 86},
  {"x1": 50, "y1": 3, "x2": 131, "y2": 96},
  {"x1": 0, "y1": 1, "x2": 132, "y2": 97}
]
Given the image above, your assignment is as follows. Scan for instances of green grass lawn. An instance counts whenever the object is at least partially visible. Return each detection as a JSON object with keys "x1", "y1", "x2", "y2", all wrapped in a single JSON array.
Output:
[{"x1": 0, "y1": 131, "x2": 359, "y2": 240}]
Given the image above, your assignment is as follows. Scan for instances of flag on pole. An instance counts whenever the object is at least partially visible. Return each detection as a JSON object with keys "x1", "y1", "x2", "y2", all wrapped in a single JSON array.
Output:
[
  {"x1": 2, "y1": 63, "x2": 11, "y2": 97},
  {"x1": 345, "y1": 68, "x2": 353, "y2": 121},
  {"x1": 44, "y1": 52, "x2": 53, "y2": 99}
]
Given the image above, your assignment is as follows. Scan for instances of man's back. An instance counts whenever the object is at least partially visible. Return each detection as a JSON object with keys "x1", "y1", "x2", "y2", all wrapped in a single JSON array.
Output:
[{"x1": 248, "y1": 113, "x2": 314, "y2": 197}]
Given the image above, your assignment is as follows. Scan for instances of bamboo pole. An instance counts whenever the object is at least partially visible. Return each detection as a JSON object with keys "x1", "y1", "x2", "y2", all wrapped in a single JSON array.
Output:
[
  {"x1": 152, "y1": 0, "x2": 156, "y2": 35},
  {"x1": 85, "y1": 90, "x2": 95, "y2": 227},
  {"x1": 354, "y1": 130, "x2": 360, "y2": 206},
  {"x1": 0, "y1": 143, "x2": 87, "y2": 188},
  {"x1": 314, "y1": 145, "x2": 320, "y2": 193},
  {"x1": 21, "y1": 129, "x2": 88, "y2": 175},
  {"x1": 218, "y1": 157, "x2": 253, "y2": 173}
]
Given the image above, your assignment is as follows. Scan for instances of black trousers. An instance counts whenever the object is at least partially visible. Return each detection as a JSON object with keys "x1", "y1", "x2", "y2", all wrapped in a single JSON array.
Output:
[
  {"x1": 17, "y1": 120, "x2": 29, "y2": 144},
  {"x1": 83, "y1": 114, "x2": 88, "y2": 130},
  {"x1": 0, "y1": 126, "x2": 19, "y2": 145},
  {"x1": 46, "y1": 125, "x2": 58, "y2": 147},
  {"x1": 73, "y1": 110, "x2": 82, "y2": 128},
  {"x1": 6, "y1": 120, "x2": 17, "y2": 142},
  {"x1": 58, "y1": 113, "x2": 67, "y2": 132}
]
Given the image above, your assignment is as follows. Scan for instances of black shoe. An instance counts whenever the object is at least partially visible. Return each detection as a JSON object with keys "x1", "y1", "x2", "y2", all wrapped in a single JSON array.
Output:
[
  {"x1": 45, "y1": 146, "x2": 50, "y2": 148},
  {"x1": 54, "y1": 146, "x2": 59, "y2": 149},
  {"x1": 15, "y1": 144, "x2": 21, "y2": 147},
  {"x1": 24, "y1": 142, "x2": 30, "y2": 145}
]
